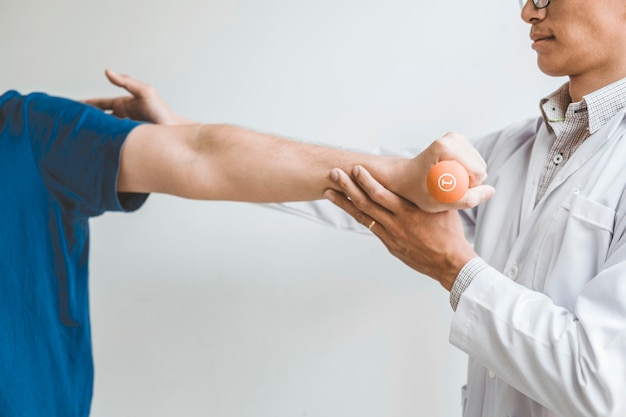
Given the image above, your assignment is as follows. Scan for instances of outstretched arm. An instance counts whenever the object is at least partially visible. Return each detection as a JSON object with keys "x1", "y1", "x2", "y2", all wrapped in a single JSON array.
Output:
[
  {"x1": 119, "y1": 126, "x2": 495, "y2": 208},
  {"x1": 89, "y1": 71, "x2": 494, "y2": 208}
]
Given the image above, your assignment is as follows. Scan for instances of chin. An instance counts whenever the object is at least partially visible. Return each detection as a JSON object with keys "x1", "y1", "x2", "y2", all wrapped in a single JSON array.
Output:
[{"x1": 536, "y1": 58, "x2": 569, "y2": 78}]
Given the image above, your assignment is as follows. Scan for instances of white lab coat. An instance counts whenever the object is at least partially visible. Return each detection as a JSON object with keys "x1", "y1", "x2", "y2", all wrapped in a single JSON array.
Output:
[{"x1": 271, "y1": 107, "x2": 626, "y2": 417}]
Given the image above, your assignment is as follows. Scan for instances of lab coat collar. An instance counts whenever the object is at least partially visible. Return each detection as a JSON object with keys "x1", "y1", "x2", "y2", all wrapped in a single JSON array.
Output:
[{"x1": 527, "y1": 106, "x2": 626, "y2": 222}]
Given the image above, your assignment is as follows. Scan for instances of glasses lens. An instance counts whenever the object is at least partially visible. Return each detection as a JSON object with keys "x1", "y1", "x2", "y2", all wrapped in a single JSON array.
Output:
[{"x1": 519, "y1": 0, "x2": 550, "y2": 8}]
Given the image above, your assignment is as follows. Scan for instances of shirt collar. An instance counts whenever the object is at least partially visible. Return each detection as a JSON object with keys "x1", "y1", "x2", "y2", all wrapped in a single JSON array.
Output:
[
  {"x1": 540, "y1": 77, "x2": 626, "y2": 135},
  {"x1": 540, "y1": 84, "x2": 570, "y2": 135}
]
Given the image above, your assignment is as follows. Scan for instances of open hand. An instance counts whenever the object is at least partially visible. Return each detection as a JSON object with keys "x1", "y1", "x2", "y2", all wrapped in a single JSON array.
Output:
[{"x1": 85, "y1": 69, "x2": 193, "y2": 125}]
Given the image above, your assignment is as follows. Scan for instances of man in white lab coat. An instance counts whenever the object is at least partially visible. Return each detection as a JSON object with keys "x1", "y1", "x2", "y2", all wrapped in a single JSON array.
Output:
[{"x1": 325, "y1": 0, "x2": 626, "y2": 416}]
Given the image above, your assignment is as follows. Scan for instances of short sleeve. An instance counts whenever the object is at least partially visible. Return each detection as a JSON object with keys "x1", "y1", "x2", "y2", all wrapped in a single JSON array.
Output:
[{"x1": 11, "y1": 91, "x2": 147, "y2": 217}]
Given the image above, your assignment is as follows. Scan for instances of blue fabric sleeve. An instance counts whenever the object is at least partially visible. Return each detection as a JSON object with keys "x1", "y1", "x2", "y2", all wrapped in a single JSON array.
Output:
[{"x1": 8, "y1": 91, "x2": 147, "y2": 217}]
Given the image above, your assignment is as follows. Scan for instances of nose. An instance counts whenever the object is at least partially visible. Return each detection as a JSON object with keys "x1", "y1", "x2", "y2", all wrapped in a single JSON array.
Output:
[{"x1": 520, "y1": 0, "x2": 547, "y2": 23}]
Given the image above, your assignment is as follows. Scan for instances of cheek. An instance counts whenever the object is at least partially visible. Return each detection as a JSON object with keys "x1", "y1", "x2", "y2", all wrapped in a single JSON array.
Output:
[{"x1": 537, "y1": 26, "x2": 603, "y2": 76}]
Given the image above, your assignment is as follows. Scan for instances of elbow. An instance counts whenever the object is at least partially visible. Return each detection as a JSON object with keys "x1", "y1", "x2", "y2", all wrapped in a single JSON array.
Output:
[{"x1": 170, "y1": 124, "x2": 224, "y2": 200}]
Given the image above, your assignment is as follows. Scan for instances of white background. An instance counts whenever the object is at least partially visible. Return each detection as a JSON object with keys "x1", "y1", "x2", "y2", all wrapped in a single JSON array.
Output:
[{"x1": 0, "y1": 1, "x2": 562, "y2": 416}]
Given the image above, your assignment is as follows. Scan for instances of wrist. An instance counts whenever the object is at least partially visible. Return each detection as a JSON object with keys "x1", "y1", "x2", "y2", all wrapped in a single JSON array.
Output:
[
  {"x1": 378, "y1": 156, "x2": 419, "y2": 204},
  {"x1": 439, "y1": 248, "x2": 478, "y2": 292},
  {"x1": 450, "y1": 257, "x2": 488, "y2": 310}
]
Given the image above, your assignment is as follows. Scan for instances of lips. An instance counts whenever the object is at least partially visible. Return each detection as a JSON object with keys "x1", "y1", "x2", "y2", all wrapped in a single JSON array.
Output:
[
  {"x1": 530, "y1": 30, "x2": 555, "y2": 49},
  {"x1": 531, "y1": 33, "x2": 553, "y2": 41}
]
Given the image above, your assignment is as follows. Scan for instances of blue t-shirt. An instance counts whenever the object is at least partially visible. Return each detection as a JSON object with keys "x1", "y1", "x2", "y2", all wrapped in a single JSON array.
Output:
[{"x1": 0, "y1": 90, "x2": 146, "y2": 416}]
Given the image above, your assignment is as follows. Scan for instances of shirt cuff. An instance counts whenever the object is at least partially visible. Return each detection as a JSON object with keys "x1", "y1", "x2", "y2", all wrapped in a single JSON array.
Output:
[{"x1": 450, "y1": 257, "x2": 489, "y2": 311}]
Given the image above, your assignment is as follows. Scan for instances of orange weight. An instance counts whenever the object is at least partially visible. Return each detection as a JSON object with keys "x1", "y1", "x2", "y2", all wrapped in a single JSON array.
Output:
[{"x1": 427, "y1": 160, "x2": 469, "y2": 203}]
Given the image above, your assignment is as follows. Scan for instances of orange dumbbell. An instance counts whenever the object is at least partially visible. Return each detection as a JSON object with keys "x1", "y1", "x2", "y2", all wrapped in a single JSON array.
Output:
[{"x1": 427, "y1": 160, "x2": 469, "y2": 203}]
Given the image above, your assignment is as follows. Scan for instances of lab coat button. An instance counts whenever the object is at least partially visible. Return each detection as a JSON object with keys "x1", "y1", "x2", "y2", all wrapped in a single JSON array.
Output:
[
  {"x1": 488, "y1": 370, "x2": 496, "y2": 379},
  {"x1": 507, "y1": 265, "x2": 518, "y2": 279}
]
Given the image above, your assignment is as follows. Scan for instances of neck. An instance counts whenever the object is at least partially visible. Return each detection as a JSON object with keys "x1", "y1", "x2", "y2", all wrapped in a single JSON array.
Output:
[{"x1": 569, "y1": 69, "x2": 626, "y2": 102}]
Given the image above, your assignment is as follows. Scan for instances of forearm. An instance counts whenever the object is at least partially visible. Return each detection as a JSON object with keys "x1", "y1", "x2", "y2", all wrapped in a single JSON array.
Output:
[
  {"x1": 118, "y1": 123, "x2": 409, "y2": 202},
  {"x1": 191, "y1": 124, "x2": 408, "y2": 202},
  {"x1": 451, "y1": 265, "x2": 626, "y2": 416}
]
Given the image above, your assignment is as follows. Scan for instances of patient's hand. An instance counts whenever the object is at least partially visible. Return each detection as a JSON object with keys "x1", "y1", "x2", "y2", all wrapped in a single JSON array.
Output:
[
  {"x1": 384, "y1": 132, "x2": 495, "y2": 212},
  {"x1": 85, "y1": 69, "x2": 193, "y2": 125}
]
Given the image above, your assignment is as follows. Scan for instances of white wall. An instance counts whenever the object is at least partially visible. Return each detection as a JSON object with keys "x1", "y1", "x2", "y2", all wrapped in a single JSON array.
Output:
[{"x1": 0, "y1": 1, "x2": 562, "y2": 416}]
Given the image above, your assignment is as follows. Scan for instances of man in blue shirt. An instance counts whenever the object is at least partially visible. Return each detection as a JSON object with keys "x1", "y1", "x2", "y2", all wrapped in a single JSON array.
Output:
[{"x1": 0, "y1": 71, "x2": 490, "y2": 416}]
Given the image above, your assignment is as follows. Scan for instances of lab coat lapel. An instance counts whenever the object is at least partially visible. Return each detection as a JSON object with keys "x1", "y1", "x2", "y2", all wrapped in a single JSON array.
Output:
[
  {"x1": 519, "y1": 119, "x2": 551, "y2": 230},
  {"x1": 537, "y1": 108, "x2": 626, "y2": 205}
]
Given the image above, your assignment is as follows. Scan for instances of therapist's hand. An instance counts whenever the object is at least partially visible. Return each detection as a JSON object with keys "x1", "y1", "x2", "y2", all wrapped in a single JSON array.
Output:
[
  {"x1": 387, "y1": 132, "x2": 495, "y2": 213},
  {"x1": 325, "y1": 165, "x2": 478, "y2": 291},
  {"x1": 85, "y1": 69, "x2": 194, "y2": 125}
]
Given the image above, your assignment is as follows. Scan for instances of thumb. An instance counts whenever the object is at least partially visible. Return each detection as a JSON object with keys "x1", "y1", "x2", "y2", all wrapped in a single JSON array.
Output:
[{"x1": 456, "y1": 184, "x2": 496, "y2": 209}]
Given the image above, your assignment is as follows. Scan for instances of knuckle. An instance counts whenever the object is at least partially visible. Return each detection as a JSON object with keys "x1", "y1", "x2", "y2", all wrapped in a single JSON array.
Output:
[
  {"x1": 353, "y1": 197, "x2": 370, "y2": 212},
  {"x1": 432, "y1": 135, "x2": 456, "y2": 153},
  {"x1": 336, "y1": 175, "x2": 351, "y2": 189},
  {"x1": 369, "y1": 188, "x2": 386, "y2": 203},
  {"x1": 388, "y1": 243, "x2": 406, "y2": 259},
  {"x1": 431, "y1": 138, "x2": 446, "y2": 152},
  {"x1": 441, "y1": 131, "x2": 457, "y2": 139},
  {"x1": 354, "y1": 212, "x2": 369, "y2": 225},
  {"x1": 144, "y1": 84, "x2": 157, "y2": 96},
  {"x1": 460, "y1": 199, "x2": 474, "y2": 210}
]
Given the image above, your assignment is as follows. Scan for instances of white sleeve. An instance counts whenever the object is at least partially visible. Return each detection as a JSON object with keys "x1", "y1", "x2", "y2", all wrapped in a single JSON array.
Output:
[
  {"x1": 263, "y1": 200, "x2": 371, "y2": 235},
  {"x1": 450, "y1": 252, "x2": 626, "y2": 417}
]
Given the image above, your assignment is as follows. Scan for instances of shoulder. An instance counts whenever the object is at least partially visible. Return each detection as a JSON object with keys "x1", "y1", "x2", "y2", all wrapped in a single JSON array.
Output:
[
  {"x1": 0, "y1": 90, "x2": 26, "y2": 130},
  {"x1": 0, "y1": 90, "x2": 21, "y2": 104},
  {"x1": 1, "y1": 90, "x2": 89, "y2": 138},
  {"x1": 2, "y1": 89, "x2": 140, "y2": 134},
  {"x1": 13, "y1": 91, "x2": 141, "y2": 147},
  {"x1": 472, "y1": 117, "x2": 543, "y2": 167},
  {"x1": 1, "y1": 90, "x2": 76, "y2": 114}
]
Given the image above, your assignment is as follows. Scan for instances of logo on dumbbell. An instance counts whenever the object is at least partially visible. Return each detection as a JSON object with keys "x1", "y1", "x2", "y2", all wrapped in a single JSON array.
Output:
[{"x1": 437, "y1": 173, "x2": 457, "y2": 192}]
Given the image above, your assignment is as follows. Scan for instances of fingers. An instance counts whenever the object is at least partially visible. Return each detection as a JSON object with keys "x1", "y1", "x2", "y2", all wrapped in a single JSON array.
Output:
[
  {"x1": 351, "y1": 165, "x2": 407, "y2": 214},
  {"x1": 105, "y1": 69, "x2": 152, "y2": 98},
  {"x1": 83, "y1": 70, "x2": 147, "y2": 109},
  {"x1": 325, "y1": 188, "x2": 390, "y2": 241},
  {"x1": 83, "y1": 97, "x2": 115, "y2": 110},
  {"x1": 324, "y1": 188, "x2": 375, "y2": 230},
  {"x1": 326, "y1": 168, "x2": 393, "y2": 230},
  {"x1": 429, "y1": 132, "x2": 488, "y2": 187},
  {"x1": 104, "y1": 69, "x2": 128, "y2": 89},
  {"x1": 331, "y1": 168, "x2": 388, "y2": 218},
  {"x1": 423, "y1": 184, "x2": 495, "y2": 212}
]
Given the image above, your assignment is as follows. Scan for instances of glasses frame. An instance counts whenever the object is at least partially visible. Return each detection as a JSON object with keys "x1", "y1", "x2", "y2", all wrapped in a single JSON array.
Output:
[{"x1": 520, "y1": 0, "x2": 550, "y2": 9}]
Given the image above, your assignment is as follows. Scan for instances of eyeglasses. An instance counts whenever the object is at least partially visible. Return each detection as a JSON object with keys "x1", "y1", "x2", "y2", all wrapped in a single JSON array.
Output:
[{"x1": 519, "y1": 0, "x2": 550, "y2": 9}]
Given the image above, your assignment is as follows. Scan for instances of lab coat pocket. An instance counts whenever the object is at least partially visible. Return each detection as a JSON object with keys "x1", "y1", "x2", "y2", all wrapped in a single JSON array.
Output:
[{"x1": 533, "y1": 192, "x2": 615, "y2": 306}]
